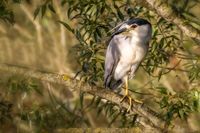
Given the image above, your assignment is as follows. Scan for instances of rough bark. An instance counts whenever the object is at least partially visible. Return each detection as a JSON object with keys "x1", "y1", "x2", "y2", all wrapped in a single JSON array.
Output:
[{"x1": 0, "y1": 63, "x2": 166, "y2": 132}]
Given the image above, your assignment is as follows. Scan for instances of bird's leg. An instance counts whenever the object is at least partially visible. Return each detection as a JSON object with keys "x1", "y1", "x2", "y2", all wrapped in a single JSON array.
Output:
[
  {"x1": 120, "y1": 77, "x2": 132, "y2": 112},
  {"x1": 120, "y1": 77, "x2": 143, "y2": 112}
]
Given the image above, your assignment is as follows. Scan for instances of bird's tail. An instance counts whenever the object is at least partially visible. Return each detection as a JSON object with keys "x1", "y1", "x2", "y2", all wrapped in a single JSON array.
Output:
[
  {"x1": 104, "y1": 76, "x2": 123, "y2": 90},
  {"x1": 110, "y1": 79, "x2": 123, "y2": 90}
]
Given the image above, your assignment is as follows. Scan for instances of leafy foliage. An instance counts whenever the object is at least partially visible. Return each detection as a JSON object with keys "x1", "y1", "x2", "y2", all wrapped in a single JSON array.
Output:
[
  {"x1": 7, "y1": 76, "x2": 40, "y2": 94},
  {"x1": 0, "y1": 0, "x2": 15, "y2": 24},
  {"x1": 0, "y1": 0, "x2": 200, "y2": 131},
  {"x1": 58, "y1": 0, "x2": 200, "y2": 127},
  {"x1": 60, "y1": 0, "x2": 149, "y2": 84},
  {"x1": 0, "y1": 99, "x2": 12, "y2": 125},
  {"x1": 59, "y1": 0, "x2": 187, "y2": 83},
  {"x1": 33, "y1": 0, "x2": 56, "y2": 19},
  {"x1": 158, "y1": 87, "x2": 200, "y2": 124}
]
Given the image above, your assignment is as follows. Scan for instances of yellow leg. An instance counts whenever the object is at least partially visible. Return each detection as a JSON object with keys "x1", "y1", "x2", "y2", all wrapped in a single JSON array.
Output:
[
  {"x1": 120, "y1": 77, "x2": 132, "y2": 112},
  {"x1": 120, "y1": 77, "x2": 143, "y2": 112}
]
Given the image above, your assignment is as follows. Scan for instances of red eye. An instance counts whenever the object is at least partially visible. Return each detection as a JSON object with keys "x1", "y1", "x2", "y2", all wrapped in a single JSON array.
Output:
[{"x1": 131, "y1": 24, "x2": 137, "y2": 28}]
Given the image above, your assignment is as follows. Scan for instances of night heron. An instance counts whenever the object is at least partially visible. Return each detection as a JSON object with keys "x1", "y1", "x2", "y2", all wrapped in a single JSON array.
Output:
[{"x1": 104, "y1": 18, "x2": 152, "y2": 111}]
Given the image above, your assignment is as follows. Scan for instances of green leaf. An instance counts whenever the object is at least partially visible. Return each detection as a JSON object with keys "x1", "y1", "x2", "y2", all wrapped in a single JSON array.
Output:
[
  {"x1": 178, "y1": 109, "x2": 185, "y2": 119},
  {"x1": 75, "y1": 30, "x2": 82, "y2": 41},
  {"x1": 12, "y1": 0, "x2": 21, "y2": 3},
  {"x1": 96, "y1": 28, "x2": 102, "y2": 38},
  {"x1": 80, "y1": 92, "x2": 84, "y2": 109},
  {"x1": 97, "y1": 105, "x2": 103, "y2": 117},
  {"x1": 58, "y1": 21, "x2": 74, "y2": 33},
  {"x1": 95, "y1": 97, "x2": 101, "y2": 107},
  {"x1": 108, "y1": 111, "x2": 120, "y2": 127},
  {"x1": 157, "y1": 87, "x2": 168, "y2": 95},
  {"x1": 61, "y1": 0, "x2": 67, "y2": 6},
  {"x1": 160, "y1": 96, "x2": 169, "y2": 108},
  {"x1": 41, "y1": 5, "x2": 47, "y2": 17},
  {"x1": 67, "y1": 7, "x2": 73, "y2": 18},
  {"x1": 94, "y1": 32, "x2": 98, "y2": 42},
  {"x1": 158, "y1": 70, "x2": 163, "y2": 81},
  {"x1": 34, "y1": 6, "x2": 40, "y2": 19},
  {"x1": 48, "y1": 4, "x2": 56, "y2": 13},
  {"x1": 117, "y1": 9, "x2": 124, "y2": 20},
  {"x1": 114, "y1": 4, "x2": 124, "y2": 21}
]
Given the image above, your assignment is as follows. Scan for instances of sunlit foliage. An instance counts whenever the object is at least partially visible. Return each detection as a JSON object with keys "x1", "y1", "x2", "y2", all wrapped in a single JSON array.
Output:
[{"x1": 0, "y1": 0, "x2": 200, "y2": 132}]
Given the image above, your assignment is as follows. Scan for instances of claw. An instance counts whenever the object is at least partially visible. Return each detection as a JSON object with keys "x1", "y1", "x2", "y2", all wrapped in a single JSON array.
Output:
[
  {"x1": 120, "y1": 95, "x2": 132, "y2": 112},
  {"x1": 133, "y1": 98, "x2": 143, "y2": 104}
]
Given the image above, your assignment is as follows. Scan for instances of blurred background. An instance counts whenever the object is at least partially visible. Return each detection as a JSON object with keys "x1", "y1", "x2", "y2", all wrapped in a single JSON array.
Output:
[{"x1": 0, "y1": 0, "x2": 200, "y2": 132}]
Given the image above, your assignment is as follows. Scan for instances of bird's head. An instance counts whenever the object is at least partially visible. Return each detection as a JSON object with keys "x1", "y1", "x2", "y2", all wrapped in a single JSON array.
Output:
[{"x1": 112, "y1": 18, "x2": 152, "y2": 43}]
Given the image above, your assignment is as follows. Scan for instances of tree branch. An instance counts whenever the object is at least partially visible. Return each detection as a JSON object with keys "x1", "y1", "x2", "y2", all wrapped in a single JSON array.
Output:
[
  {"x1": 137, "y1": 0, "x2": 200, "y2": 41},
  {"x1": 0, "y1": 63, "x2": 166, "y2": 132}
]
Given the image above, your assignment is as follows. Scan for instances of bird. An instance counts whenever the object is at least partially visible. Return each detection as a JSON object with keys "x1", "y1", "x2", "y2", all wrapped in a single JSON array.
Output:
[{"x1": 104, "y1": 18, "x2": 152, "y2": 112}]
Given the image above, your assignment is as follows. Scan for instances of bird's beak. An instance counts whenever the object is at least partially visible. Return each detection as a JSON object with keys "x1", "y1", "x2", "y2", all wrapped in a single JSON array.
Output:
[{"x1": 111, "y1": 27, "x2": 128, "y2": 37}]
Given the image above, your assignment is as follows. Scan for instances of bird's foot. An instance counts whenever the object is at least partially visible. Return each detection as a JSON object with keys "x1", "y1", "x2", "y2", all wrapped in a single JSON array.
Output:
[
  {"x1": 132, "y1": 98, "x2": 143, "y2": 104},
  {"x1": 120, "y1": 95, "x2": 143, "y2": 112},
  {"x1": 120, "y1": 95, "x2": 132, "y2": 112}
]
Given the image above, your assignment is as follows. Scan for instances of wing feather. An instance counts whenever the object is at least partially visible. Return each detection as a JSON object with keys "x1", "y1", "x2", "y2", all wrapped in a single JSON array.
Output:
[{"x1": 104, "y1": 38, "x2": 120, "y2": 88}]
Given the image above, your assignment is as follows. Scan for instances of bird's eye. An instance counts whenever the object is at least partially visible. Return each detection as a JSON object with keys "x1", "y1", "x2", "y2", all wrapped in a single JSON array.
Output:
[{"x1": 131, "y1": 24, "x2": 137, "y2": 28}]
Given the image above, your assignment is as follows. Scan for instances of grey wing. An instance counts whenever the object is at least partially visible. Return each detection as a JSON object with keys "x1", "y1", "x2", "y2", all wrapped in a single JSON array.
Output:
[{"x1": 104, "y1": 39, "x2": 120, "y2": 88}]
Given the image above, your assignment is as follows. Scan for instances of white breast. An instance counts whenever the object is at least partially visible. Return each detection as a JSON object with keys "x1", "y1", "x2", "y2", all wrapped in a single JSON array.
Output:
[{"x1": 113, "y1": 35, "x2": 148, "y2": 80}]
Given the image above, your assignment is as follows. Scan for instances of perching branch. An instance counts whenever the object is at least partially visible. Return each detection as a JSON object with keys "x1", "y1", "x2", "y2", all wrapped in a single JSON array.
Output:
[
  {"x1": 0, "y1": 63, "x2": 166, "y2": 132},
  {"x1": 138, "y1": 0, "x2": 200, "y2": 41}
]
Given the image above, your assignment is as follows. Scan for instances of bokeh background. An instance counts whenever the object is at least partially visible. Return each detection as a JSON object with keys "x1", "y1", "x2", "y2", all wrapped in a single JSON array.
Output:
[{"x1": 0, "y1": 0, "x2": 200, "y2": 132}]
